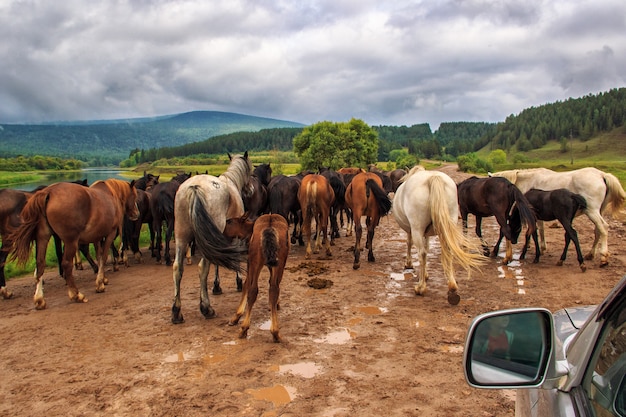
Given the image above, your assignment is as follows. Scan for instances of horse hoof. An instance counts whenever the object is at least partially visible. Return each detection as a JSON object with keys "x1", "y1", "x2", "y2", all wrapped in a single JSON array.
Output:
[
  {"x1": 447, "y1": 291, "x2": 460, "y2": 306},
  {"x1": 34, "y1": 299, "x2": 47, "y2": 310},
  {"x1": 584, "y1": 253, "x2": 594, "y2": 261},
  {"x1": 171, "y1": 316, "x2": 185, "y2": 324},
  {"x1": 600, "y1": 261, "x2": 609, "y2": 268},
  {"x1": 353, "y1": 263, "x2": 360, "y2": 270},
  {"x1": 0, "y1": 287, "x2": 13, "y2": 299},
  {"x1": 201, "y1": 305, "x2": 216, "y2": 319},
  {"x1": 580, "y1": 264, "x2": 587, "y2": 272},
  {"x1": 556, "y1": 260, "x2": 564, "y2": 266},
  {"x1": 212, "y1": 287, "x2": 223, "y2": 295}
]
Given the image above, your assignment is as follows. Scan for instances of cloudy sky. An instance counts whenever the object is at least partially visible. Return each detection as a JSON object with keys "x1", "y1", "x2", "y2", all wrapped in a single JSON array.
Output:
[{"x1": 1, "y1": 0, "x2": 624, "y2": 129}]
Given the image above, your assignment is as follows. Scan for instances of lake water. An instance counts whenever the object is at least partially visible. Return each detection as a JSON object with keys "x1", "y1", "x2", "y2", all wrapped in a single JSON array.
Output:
[{"x1": 10, "y1": 168, "x2": 131, "y2": 191}]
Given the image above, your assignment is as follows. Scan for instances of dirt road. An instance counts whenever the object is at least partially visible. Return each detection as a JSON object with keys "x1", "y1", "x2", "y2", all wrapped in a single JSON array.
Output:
[{"x1": 1, "y1": 165, "x2": 625, "y2": 417}]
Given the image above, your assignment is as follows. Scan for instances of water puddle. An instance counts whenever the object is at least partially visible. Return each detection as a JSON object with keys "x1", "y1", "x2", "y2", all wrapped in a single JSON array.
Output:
[
  {"x1": 278, "y1": 361, "x2": 323, "y2": 379},
  {"x1": 259, "y1": 320, "x2": 271, "y2": 330},
  {"x1": 202, "y1": 353, "x2": 227, "y2": 365},
  {"x1": 246, "y1": 385, "x2": 296, "y2": 406},
  {"x1": 314, "y1": 328, "x2": 353, "y2": 344}
]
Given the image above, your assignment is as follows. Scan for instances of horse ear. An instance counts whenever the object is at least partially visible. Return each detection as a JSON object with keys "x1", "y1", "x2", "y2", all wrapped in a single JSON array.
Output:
[
  {"x1": 228, "y1": 153, "x2": 232, "y2": 160},
  {"x1": 130, "y1": 179, "x2": 136, "y2": 188},
  {"x1": 244, "y1": 151, "x2": 249, "y2": 159}
]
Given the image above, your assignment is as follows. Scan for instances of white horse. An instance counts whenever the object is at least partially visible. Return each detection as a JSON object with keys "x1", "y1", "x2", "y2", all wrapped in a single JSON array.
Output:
[
  {"x1": 492, "y1": 167, "x2": 625, "y2": 266},
  {"x1": 393, "y1": 166, "x2": 483, "y2": 305},
  {"x1": 170, "y1": 152, "x2": 253, "y2": 324}
]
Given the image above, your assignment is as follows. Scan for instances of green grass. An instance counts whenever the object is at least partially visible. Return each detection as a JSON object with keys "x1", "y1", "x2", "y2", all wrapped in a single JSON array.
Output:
[{"x1": 0, "y1": 171, "x2": 46, "y2": 187}]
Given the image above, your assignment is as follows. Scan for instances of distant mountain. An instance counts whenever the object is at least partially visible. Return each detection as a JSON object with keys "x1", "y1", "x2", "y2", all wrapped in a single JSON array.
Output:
[{"x1": 0, "y1": 111, "x2": 305, "y2": 165}]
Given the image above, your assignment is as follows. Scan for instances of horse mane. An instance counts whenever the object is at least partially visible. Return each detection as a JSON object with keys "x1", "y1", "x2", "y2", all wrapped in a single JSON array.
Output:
[{"x1": 220, "y1": 153, "x2": 252, "y2": 191}]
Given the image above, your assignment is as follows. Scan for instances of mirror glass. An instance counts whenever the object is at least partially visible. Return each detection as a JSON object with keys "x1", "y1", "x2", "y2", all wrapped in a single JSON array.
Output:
[{"x1": 468, "y1": 311, "x2": 548, "y2": 386}]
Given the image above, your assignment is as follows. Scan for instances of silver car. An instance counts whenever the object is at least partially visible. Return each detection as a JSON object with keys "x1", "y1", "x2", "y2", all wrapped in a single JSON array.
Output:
[{"x1": 463, "y1": 274, "x2": 626, "y2": 416}]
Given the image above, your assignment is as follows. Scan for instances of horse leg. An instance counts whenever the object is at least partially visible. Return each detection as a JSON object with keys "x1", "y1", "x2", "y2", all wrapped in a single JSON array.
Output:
[
  {"x1": 164, "y1": 221, "x2": 174, "y2": 266},
  {"x1": 212, "y1": 265, "x2": 223, "y2": 295},
  {"x1": 238, "y1": 265, "x2": 260, "y2": 339},
  {"x1": 353, "y1": 213, "x2": 363, "y2": 269},
  {"x1": 53, "y1": 234, "x2": 64, "y2": 275},
  {"x1": 560, "y1": 221, "x2": 586, "y2": 272},
  {"x1": 366, "y1": 217, "x2": 377, "y2": 263},
  {"x1": 94, "y1": 239, "x2": 111, "y2": 292},
  {"x1": 585, "y1": 211, "x2": 609, "y2": 266},
  {"x1": 235, "y1": 272, "x2": 243, "y2": 292},
  {"x1": 32, "y1": 238, "x2": 50, "y2": 309},
  {"x1": 61, "y1": 240, "x2": 87, "y2": 304},
  {"x1": 153, "y1": 221, "x2": 163, "y2": 263},
  {"x1": 269, "y1": 265, "x2": 284, "y2": 343},
  {"x1": 0, "y1": 246, "x2": 13, "y2": 299},
  {"x1": 303, "y1": 214, "x2": 313, "y2": 259},
  {"x1": 537, "y1": 220, "x2": 547, "y2": 254},
  {"x1": 403, "y1": 230, "x2": 414, "y2": 270},
  {"x1": 475, "y1": 217, "x2": 489, "y2": 256},
  {"x1": 198, "y1": 258, "x2": 216, "y2": 319},
  {"x1": 80, "y1": 243, "x2": 98, "y2": 273},
  {"x1": 502, "y1": 238, "x2": 513, "y2": 265},
  {"x1": 171, "y1": 242, "x2": 186, "y2": 324},
  {"x1": 520, "y1": 230, "x2": 540, "y2": 263},
  {"x1": 228, "y1": 267, "x2": 251, "y2": 327},
  {"x1": 414, "y1": 233, "x2": 428, "y2": 296},
  {"x1": 322, "y1": 215, "x2": 332, "y2": 257}
]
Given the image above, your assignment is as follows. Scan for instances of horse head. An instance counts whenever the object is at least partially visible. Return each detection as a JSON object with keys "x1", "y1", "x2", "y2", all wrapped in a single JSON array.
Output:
[{"x1": 126, "y1": 180, "x2": 140, "y2": 221}]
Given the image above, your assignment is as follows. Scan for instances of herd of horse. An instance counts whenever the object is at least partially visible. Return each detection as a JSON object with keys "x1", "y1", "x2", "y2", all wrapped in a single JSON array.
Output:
[{"x1": 1, "y1": 156, "x2": 625, "y2": 341}]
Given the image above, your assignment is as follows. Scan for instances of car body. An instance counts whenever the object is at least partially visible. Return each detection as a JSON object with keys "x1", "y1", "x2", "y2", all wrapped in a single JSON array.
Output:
[{"x1": 463, "y1": 274, "x2": 626, "y2": 416}]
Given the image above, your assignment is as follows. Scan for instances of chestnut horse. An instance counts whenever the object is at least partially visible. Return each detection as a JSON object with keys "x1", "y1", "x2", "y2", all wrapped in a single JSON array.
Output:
[
  {"x1": 10, "y1": 179, "x2": 139, "y2": 309},
  {"x1": 345, "y1": 172, "x2": 392, "y2": 269},
  {"x1": 297, "y1": 174, "x2": 335, "y2": 259},
  {"x1": 393, "y1": 167, "x2": 483, "y2": 305},
  {"x1": 171, "y1": 153, "x2": 253, "y2": 324},
  {"x1": 225, "y1": 214, "x2": 290, "y2": 342}
]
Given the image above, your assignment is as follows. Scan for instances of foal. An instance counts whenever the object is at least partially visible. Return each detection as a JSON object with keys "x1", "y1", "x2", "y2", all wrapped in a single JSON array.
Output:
[
  {"x1": 225, "y1": 214, "x2": 290, "y2": 342},
  {"x1": 520, "y1": 188, "x2": 588, "y2": 272}
]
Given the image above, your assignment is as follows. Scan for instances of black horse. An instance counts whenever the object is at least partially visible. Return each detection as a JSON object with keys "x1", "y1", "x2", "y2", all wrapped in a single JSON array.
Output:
[
  {"x1": 457, "y1": 176, "x2": 536, "y2": 264},
  {"x1": 520, "y1": 188, "x2": 588, "y2": 272},
  {"x1": 268, "y1": 174, "x2": 303, "y2": 245},
  {"x1": 151, "y1": 172, "x2": 191, "y2": 265}
]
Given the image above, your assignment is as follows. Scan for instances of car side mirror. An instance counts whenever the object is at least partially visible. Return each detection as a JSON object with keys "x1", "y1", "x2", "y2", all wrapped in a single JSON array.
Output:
[{"x1": 464, "y1": 309, "x2": 554, "y2": 388}]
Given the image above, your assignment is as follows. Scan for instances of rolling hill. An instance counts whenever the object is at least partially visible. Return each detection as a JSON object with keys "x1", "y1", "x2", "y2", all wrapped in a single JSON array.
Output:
[{"x1": 0, "y1": 111, "x2": 305, "y2": 165}]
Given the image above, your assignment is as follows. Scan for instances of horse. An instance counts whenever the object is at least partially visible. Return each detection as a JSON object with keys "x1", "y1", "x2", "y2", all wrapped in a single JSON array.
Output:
[
  {"x1": 0, "y1": 189, "x2": 32, "y2": 299},
  {"x1": 492, "y1": 167, "x2": 626, "y2": 266},
  {"x1": 520, "y1": 188, "x2": 588, "y2": 272},
  {"x1": 389, "y1": 168, "x2": 408, "y2": 193},
  {"x1": 268, "y1": 174, "x2": 303, "y2": 245},
  {"x1": 243, "y1": 163, "x2": 272, "y2": 220},
  {"x1": 170, "y1": 152, "x2": 253, "y2": 324},
  {"x1": 297, "y1": 174, "x2": 335, "y2": 259},
  {"x1": 150, "y1": 172, "x2": 191, "y2": 265},
  {"x1": 9, "y1": 179, "x2": 139, "y2": 309},
  {"x1": 457, "y1": 176, "x2": 537, "y2": 264},
  {"x1": 319, "y1": 167, "x2": 347, "y2": 240},
  {"x1": 225, "y1": 213, "x2": 290, "y2": 342},
  {"x1": 210, "y1": 163, "x2": 274, "y2": 295},
  {"x1": 392, "y1": 166, "x2": 483, "y2": 305},
  {"x1": 344, "y1": 172, "x2": 392, "y2": 269}
]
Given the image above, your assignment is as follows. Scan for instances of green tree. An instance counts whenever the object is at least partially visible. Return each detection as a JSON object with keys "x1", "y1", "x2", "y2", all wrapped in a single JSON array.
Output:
[{"x1": 293, "y1": 119, "x2": 378, "y2": 170}]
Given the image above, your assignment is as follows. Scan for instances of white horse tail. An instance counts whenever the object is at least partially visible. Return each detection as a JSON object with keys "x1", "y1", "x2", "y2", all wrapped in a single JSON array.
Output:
[
  {"x1": 187, "y1": 185, "x2": 247, "y2": 272},
  {"x1": 428, "y1": 176, "x2": 484, "y2": 274},
  {"x1": 601, "y1": 172, "x2": 626, "y2": 216}
]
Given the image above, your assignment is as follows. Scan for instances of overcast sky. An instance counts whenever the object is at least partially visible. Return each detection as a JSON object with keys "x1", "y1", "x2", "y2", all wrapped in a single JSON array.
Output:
[{"x1": 1, "y1": 0, "x2": 625, "y2": 129}]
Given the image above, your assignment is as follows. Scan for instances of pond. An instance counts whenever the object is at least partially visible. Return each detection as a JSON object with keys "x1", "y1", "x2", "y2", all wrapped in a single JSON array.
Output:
[{"x1": 9, "y1": 168, "x2": 132, "y2": 191}]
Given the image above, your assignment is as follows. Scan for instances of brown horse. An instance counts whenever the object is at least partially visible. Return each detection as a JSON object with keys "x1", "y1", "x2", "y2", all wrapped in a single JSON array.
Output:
[
  {"x1": 297, "y1": 174, "x2": 335, "y2": 259},
  {"x1": 225, "y1": 214, "x2": 290, "y2": 342},
  {"x1": 345, "y1": 172, "x2": 392, "y2": 269},
  {"x1": 10, "y1": 179, "x2": 139, "y2": 309},
  {"x1": 0, "y1": 189, "x2": 31, "y2": 299}
]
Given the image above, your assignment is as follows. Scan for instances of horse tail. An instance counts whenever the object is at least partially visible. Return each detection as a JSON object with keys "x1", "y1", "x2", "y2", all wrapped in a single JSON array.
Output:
[
  {"x1": 510, "y1": 186, "x2": 537, "y2": 236},
  {"x1": 9, "y1": 191, "x2": 49, "y2": 267},
  {"x1": 572, "y1": 193, "x2": 587, "y2": 213},
  {"x1": 305, "y1": 181, "x2": 317, "y2": 219},
  {"x1": 366, "y1": 179, "x2": 392, "y2": 216},
  {"x1": 329, "y1": 176, "x2": 346, "y2": 206},
  {"x1": 428, "y1": 176, "x2": 483, "y2": 274},
  {"x1": 601, "y1": 172, "x2": 626, "y2": 216},
  {"x1": 188, "y1": 186, "x2": 246, "y2": 273},
  {"x1": 262, "y1": 227, "x2": 280, "y2": 267}
]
